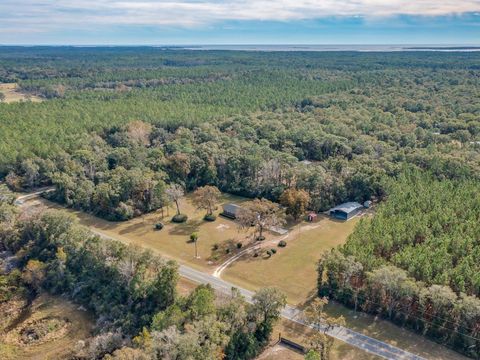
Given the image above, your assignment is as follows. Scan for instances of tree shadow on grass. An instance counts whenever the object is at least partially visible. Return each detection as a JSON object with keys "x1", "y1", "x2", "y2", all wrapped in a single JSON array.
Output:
[
  {"x1": 208, "y1": 238, "x2": 238, "y2": 263},
  {"x1": 167, "y1": 220, "x2": 202, "y2": 236},
  {"x1": 118, "y1": 220, "x2": 156, "y2": 236}
]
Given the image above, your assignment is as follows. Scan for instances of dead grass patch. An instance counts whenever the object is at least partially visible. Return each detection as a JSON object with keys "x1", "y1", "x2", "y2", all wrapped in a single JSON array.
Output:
[
  {"x1": 0, "y1": 294, "x2": 94, "y2": 360},
  {"x1": 0, "y1": 83, "x2": 42, "y2": 103},
  {"x1": 25, "y1": 194, "x2": 262, "y2": 272},
  {"x1": 223, "y1": 215, "x2": 360, "y2": 305}
]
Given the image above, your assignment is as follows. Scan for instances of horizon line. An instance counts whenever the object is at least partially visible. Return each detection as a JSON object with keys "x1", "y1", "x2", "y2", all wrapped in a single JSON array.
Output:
[{"x1": 1, "y1": 43, "x2": 480, "y2": 47}]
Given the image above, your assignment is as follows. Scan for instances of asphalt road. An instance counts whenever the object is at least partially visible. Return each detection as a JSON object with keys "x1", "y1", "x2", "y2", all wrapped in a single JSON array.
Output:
[
  {"x1": 16, "y1": 190, "x2": 426, "y2": 360},
  {"x1": 179, "y1": 265, "x2": 425, "y2": 360}
]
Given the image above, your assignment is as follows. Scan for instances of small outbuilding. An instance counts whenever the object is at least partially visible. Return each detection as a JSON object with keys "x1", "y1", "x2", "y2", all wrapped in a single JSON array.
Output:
[
  {"x1": 329, "y1": 202, "x2": 363, "y2": 221},
  {"x1": 220, "y1": 204, "x2": 242, "y2": 219},
  {"x1": 307, "y1": 212, "x2": 317, "y2": 222}
]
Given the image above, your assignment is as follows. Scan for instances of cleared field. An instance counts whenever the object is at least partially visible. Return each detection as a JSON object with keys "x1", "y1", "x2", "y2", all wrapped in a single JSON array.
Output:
[
  {"x1": 223, "y1": 215, "x2": 360, "y2": 305},
  {"x1": 22, "y1": 197, "x2": 468, "y2": 360},
  {"x1": 0, "y1": 294, "x2": 94, "y2": 360},
  {"x1": 24, "y1": 194, "x2": 256, "y2": 272},
  {"x1": 0, "y1": 83, "x2": 42, "y2": 103}
]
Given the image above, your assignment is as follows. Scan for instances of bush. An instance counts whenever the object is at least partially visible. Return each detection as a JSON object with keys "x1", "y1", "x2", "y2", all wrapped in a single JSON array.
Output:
[
  {"x1": 154, "y1": 223, "x2": 164, "y2": 230},
  {"x1": 253, "y1": 252, "x2": 259, "y2": 257},
  {"x1": 271, "y1": 248, "x2": 277, "y2": 254},
  {"x1": 212, "y1": 243, "x2": 219, "y2": 251},
  {"x1": 257, "y1": 235, "x2": 265, "y2": 241},
  {"x1": 278, "y1": 240, "x2": 287, "y2": 247},
  {"x1": 266, "y1": 250, "x2": 272, "y2": 257},
  {"x1": 114, "y1": 202, "x2": 134, "y2": 221},
  {"x1": 225, "y1": 248, "x2": 230, "y2": 254},
  {"x1": 236, "y1": 243, "x2": 243, "y2": 249},
  {"x1": 204, "y1": 214, "x2": 217, "y2": 222},
  {"x1": 172, "y1": 214, "x2": 188, "y2": 223}
]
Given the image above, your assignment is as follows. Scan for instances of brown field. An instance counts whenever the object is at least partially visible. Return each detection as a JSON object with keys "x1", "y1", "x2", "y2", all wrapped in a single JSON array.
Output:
[
  {"x1": 0, "y1": 83, "x2": 42, "y2": 103},
  {"x1": 24, "y1": 194, "x2": 256, "y2": 272},
  {"x1": 0, "y1": 294, "x2": 94, "y2": 360},
  {"x1": 23, "y1": 196, "x2": 468, "y2": 360},
  {"x1": 223, "y1": 215, "x2": 360, "y2": 305}
]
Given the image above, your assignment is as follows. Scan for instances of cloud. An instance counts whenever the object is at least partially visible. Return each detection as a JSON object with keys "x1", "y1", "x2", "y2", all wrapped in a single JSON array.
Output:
[{"x1": 1, "y1": 0, "x2": 480, "y2": 31}]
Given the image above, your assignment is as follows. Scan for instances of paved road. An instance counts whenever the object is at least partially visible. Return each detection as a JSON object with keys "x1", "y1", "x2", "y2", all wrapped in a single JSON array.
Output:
[
  {"x1": 16, "y1": 190, "x2": 426, "y2": 360},
  {"x1": 179, "y1": 265, "x2": 425, "y2": 360}
]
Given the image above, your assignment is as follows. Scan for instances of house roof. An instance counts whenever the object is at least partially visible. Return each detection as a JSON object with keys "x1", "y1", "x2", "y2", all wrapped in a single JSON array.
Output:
[
  {"x1": 330, "y1": 202, "x2": 363, "y2": 214},
  {"x1": 222, "y1": 203, "x2": 242, "y2": 214}
]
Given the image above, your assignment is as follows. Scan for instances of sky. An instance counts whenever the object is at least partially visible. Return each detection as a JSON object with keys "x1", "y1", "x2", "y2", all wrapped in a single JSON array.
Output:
[{"x1": 1, "y1": 1, "x2": 480, "y2": 45}]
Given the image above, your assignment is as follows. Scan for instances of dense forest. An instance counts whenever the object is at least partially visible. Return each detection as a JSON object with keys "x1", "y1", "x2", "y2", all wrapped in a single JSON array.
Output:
[
  {"x1": 0, "y1": 185, "x2": 286, "y2": 359},
  {"x1": 318, "y1": 172, "x2": 480, "y2": 358},
  {"x1": 1, "y1": 48, "x2": 479, "y2": 180},
  {"x1": 2, "y1": 49, "x2": 480, "y2": 220},
  {"x1": 1, "y1": 48, "x2": 480, "y2": 357}
]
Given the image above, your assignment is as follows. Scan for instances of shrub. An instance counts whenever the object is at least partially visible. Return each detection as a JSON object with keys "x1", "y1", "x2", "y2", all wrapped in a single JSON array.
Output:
[
  {"x1": 278, "y1": 240, "x2": 287, "y2": 247},
  {"x1": 257, "y1": 235, "x2": 265, "y2": 241},
  {"x1": 271, "y1": 248, "x2": 277, "y2": 254},
  {"x1": 253, "y1": 252, "x2": 259, "y2": 258},
  {"x1": 212, "y1": 243, "x2": 219, "y2": 251},
  {"x1": 204, "y1": 214, "x2": 217, "y2": 222},
  {"x1": 236, "y1": 243, "x2": 243, "y2": 249},
  {"x1": 154, "y1": 223, "x2": 164, "y2": 230},
  {"x1": 266, "y1": 250, "x2": 272, "y2": 257},
  {"x1": 225, "y1": 248, "x2": 230, "y2": 254},
  {"x1": 114, "y1": 202, "x2": 134, "y2": 221},
  {"x1": 172, "y1": 214, "x2": 188, "y2": 223}
]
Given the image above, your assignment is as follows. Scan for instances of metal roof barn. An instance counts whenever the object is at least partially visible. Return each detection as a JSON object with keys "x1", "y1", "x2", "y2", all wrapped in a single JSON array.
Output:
[{"x1": 329, "y1": 202, "x2": 363, "y2": 220}]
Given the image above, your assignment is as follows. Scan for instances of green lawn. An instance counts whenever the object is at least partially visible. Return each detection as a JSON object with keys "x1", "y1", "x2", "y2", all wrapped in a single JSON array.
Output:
[{"x1": 223, "y1": 215, "x2": 360, "y2": 306}]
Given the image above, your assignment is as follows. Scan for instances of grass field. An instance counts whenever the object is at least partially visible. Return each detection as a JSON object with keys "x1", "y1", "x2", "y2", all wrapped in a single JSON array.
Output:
[
  {"x1": 0, "y1": 294, "x2": 94, "y2": 360},
  {"x1": 22, "y1": 196, "x2": 468, "y2": 360},
  {"x1": 0, "y1": 83, "x2": 42, "y2": 103},
  {"x1": 223, "y1": 215, "x2": 360, "y2": 305},
  {"x1": 24, "y1": 193, "x2": 256, "y2": 272}
]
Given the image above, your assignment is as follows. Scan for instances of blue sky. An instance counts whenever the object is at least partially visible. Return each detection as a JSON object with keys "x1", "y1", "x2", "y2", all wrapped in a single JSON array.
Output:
[{"x1": 1, "y1": 1, "x2": 479, "y2": 45}]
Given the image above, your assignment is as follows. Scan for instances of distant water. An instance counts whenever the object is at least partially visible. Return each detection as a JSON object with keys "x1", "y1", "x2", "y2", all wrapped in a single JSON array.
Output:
[{"x1": 177, "y1": 44, "x2": 480, "y2": 52}]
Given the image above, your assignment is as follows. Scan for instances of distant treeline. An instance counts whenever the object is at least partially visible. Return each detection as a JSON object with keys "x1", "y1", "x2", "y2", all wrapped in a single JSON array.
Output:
[
  {"x1": 1, "y1": 48, "x2": 479, "y2": 178},
  {"x1": 2, "y1": 50, "x2": 479, "y2": 220}
]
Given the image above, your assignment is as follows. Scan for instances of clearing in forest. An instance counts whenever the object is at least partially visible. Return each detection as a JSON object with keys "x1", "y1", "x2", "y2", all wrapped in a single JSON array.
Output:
[
  {"x1": 0, "y1": 294, "x2": 94, "y2": 360},
  {"x1": 0, "y1": 83, "x2": 42, "y2": 103},
  {"x1": 21, "y1": 196, "x2": 469, "y2": 360},
  {"x1": 223, "y1": 215, "x2": 361, "y2": 305},
  {"x1": 24, "y1": 193, "x2": 259, "y2": 272},
  {"x1": 22, "y1": 194, "x2": 362, "y2": 297}
]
